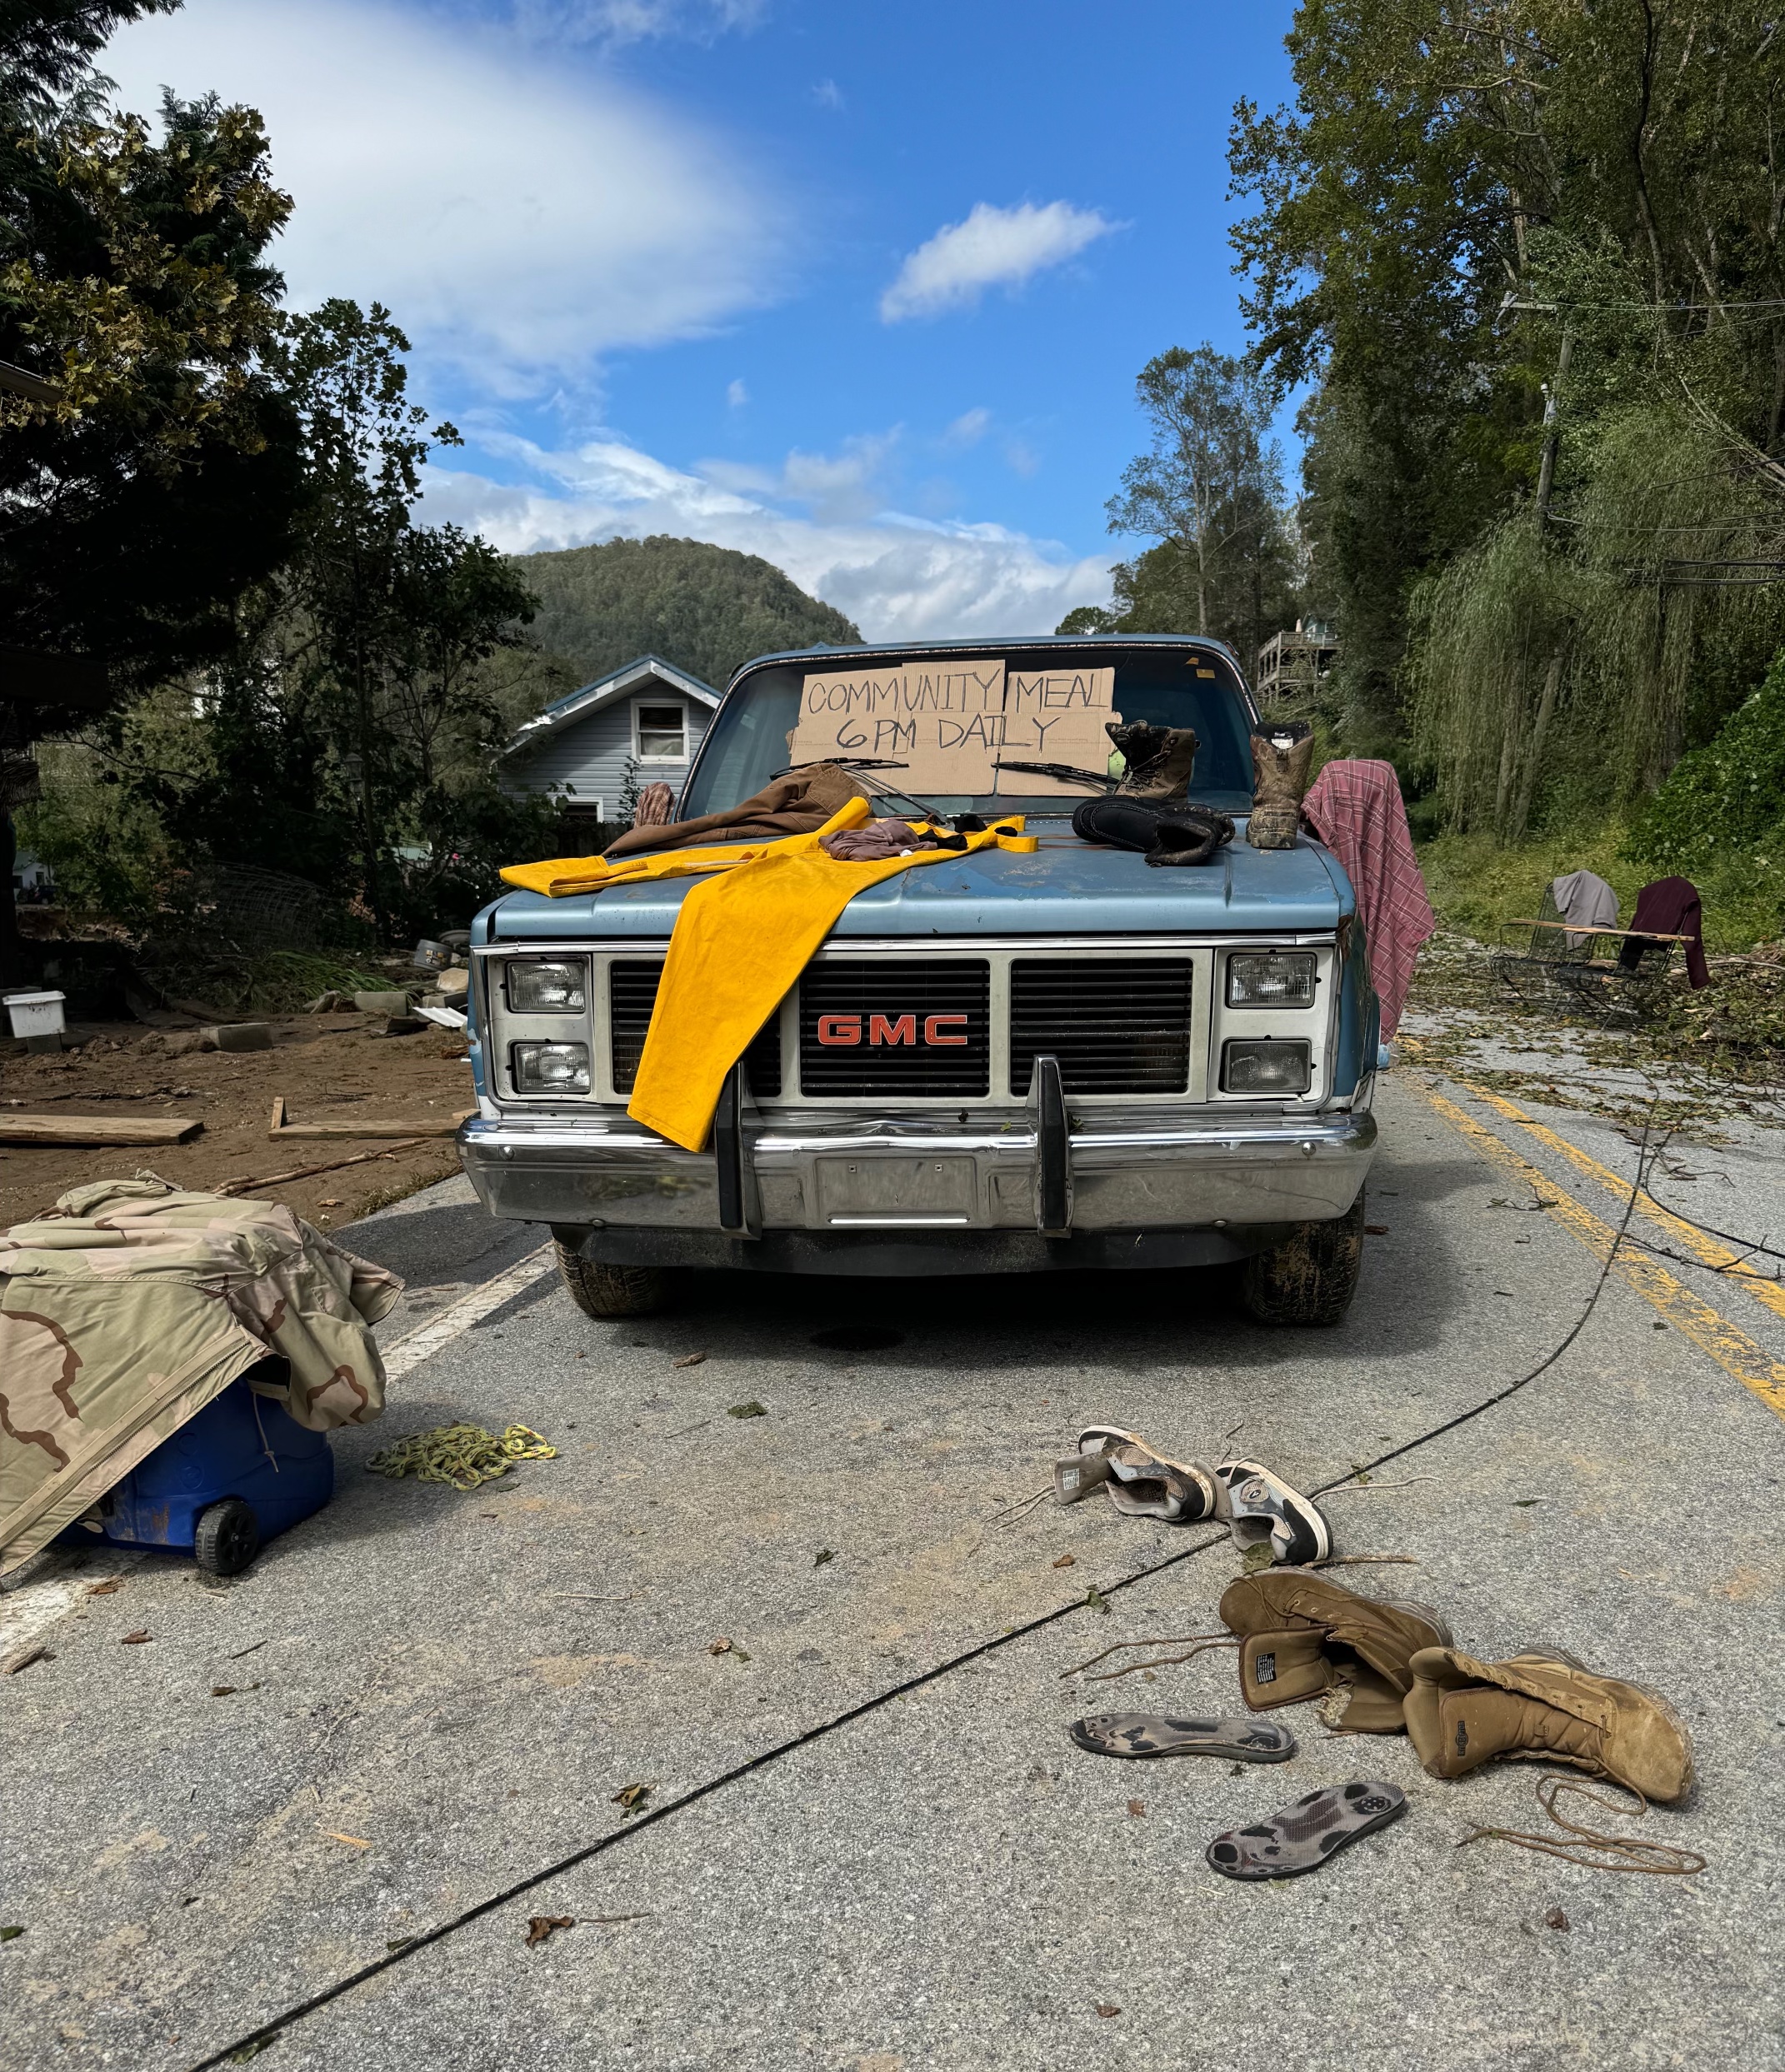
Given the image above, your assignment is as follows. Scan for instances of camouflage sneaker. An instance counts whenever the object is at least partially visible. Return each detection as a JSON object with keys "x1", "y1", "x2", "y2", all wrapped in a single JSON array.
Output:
[
  {"x1": 1212, "y1": 1458, "x2": 1331, "y2": 1565},
  {"x1": 1219, "y1": 1570, "x2": 1452, "y2": 1732},
  {"x1": 1403, "y1": 1645, "x2": 1695, "y2": 1803}
]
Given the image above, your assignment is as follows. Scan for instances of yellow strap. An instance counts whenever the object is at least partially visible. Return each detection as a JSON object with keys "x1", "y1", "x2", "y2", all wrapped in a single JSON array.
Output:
[{"x1": 627, "y1": 818, "x2": 1031, "y2": 1151}]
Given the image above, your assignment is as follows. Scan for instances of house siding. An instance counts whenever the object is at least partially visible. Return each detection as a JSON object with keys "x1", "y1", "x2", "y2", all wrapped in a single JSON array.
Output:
[{"x1": 502, "y1": 696, "x2": 711, "y2": 820}]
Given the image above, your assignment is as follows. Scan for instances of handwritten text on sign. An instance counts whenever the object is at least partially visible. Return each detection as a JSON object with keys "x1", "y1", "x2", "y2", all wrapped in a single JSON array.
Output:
[{"x1": 787, "y1": 662, "x2": 1117, "y2": 795}]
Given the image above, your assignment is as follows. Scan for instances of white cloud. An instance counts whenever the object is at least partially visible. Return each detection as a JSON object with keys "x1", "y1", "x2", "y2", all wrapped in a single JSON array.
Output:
[
  {"x1": 512, "y1": 0, "x2": 765, "y2": 49},
  {"x1": 880, "y1": 201, "x2": 1119, "y2": 322},
  {"x1": 727, "y1": 377, "x2": 748, "y2": 407},
  {"x1": 421, "y1": 437, "x2": 1113, "y2": 642},
  {"x1": 104, "y1": 0, "x2": 786, "y2": 392},
  {"x1": 942, "y1": 406, "x2": 991, "y2": 447},
  {"x1": 701, "y1": 431, "x2": 900, "y2": 522},
  {"x1": 812, "y1": 77, "x2": 843, "y2": 110}
]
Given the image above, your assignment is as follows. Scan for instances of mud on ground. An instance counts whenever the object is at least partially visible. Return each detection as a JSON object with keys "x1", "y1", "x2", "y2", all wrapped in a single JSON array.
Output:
[{"x1": 0, "y1": 1014, "x2": 478, "y2": 1237}]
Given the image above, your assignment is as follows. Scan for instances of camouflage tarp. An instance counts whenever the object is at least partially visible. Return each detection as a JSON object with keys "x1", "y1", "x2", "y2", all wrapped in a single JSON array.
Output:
[{"x1": 0, "y1": 1177, "x2": 402, "y2": 1575}]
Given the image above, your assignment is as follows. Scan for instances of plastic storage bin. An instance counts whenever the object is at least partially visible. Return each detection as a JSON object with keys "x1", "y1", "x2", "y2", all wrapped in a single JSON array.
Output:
[
  {"x1": 67, "y1": 1366, "x2": 334, "y2": 1575},
  {"x1": 4, "y1": 989, "x2": 66, "y2": 1039}
]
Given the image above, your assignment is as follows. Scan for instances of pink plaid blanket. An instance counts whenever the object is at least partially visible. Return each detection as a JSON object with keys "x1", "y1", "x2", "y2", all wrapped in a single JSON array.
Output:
[{"x1": 1301, "y1": 760, "x2": 1435, "y2": 1041}]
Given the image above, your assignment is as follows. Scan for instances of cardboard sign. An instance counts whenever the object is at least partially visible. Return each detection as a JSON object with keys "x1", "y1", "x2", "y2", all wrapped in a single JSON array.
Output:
[{"x1": 787, "y1": 662, "x2": 1117, "y2": 796}]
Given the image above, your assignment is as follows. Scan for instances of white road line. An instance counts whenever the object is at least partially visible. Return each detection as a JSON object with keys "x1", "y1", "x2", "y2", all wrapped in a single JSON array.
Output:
[
  {"x1": 0, "y1": 1550, "x2": 144, "y2": 1656},
  {"x1": 379, "y1": 1241, "x2": 558, "y2": 1382},
  {"x1": 0, "y1": 1244, "x2": 560, "y2": 1650}
]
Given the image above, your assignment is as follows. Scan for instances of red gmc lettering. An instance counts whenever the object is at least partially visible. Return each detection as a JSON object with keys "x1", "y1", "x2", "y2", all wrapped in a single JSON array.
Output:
[
  {"x1": 817, "y1": 1014, "x2": 861, "y2": 1045},
  {"x1": 868, "y1": 1014, "x2": 917, "y2": 1046},
  {"x1": 923, "y1": 1014, "x2": 969, "y2": 1046}
]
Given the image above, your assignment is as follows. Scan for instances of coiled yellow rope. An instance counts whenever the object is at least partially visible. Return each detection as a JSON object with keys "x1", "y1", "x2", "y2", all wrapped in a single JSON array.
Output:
[{"x1": 365, "y1": 1422, "x2": 558, "y2": 1491}]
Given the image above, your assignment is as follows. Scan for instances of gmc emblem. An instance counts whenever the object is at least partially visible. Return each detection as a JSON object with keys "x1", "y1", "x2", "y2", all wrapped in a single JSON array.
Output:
[{"x1": 817, "y1": 1012, "x2": 969, "y2": 1047}]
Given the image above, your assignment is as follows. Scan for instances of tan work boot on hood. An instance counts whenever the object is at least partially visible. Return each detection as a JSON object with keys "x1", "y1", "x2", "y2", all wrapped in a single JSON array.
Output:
[
  {"x1": 1218, "y1": 1570, "x2": 1452, "y2": 1733},
  {"x1": 1403, "y1": 1646, "x2": 1695, "y2": 1803}
]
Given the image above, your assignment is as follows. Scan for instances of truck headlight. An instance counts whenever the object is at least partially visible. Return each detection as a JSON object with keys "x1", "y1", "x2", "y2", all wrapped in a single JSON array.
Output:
[
  {"x1": 1222, "y1": 1037, "x2": 1312, "y2": 1095},
  {"x1": 512, "y1": 1041, "x2": 590, "y2": 1093},
  {"x1": 1227, "y1": 951, "x2": 1317, "y2": 1008},
  {"x1": 506, "y1": 959, "x2": 587, "y2": 1012}
]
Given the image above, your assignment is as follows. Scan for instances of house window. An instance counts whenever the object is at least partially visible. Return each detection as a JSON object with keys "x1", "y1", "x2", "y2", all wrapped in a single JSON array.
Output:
[{"x1": 635, "y1": 702, "x2": 688, "y2": 761}]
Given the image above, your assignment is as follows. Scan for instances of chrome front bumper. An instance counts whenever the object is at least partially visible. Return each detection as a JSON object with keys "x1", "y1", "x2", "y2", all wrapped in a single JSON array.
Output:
[{"x1": 458, "y1": 1100, "x2": 1377, "y2": 1263}]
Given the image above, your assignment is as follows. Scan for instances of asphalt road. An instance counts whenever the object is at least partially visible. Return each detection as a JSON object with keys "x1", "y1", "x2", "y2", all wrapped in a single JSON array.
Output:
[{"x1": 3, "y1": 1066, "x2": 1783, "y2": 2071}]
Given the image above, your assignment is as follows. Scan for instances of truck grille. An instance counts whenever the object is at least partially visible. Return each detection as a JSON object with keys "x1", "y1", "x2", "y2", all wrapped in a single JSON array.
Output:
[
  {"x1": 609, "y1": 962, "x2": 782, "y2": 1097},
  {"x1": 1009, "y1": 957, "x2": 1192, "y2": 1096},
  {"x1": 798, "y1": 959, "x2": 990, "y2": 1099}
]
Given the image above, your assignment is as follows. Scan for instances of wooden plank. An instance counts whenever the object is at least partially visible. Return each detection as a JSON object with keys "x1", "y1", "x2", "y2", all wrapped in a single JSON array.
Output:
[
  {"x1": 267, "y1": 1104, "x2": 472, "y2": 1141},
  {"x1": 0, "y1": 1114, "x2": 203, "y2": 1146}
]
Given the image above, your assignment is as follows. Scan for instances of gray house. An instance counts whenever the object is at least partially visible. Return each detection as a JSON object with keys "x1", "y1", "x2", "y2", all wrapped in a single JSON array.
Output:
[{"x1": 499, "y1": 655, "x2": 719, "y2": 836}]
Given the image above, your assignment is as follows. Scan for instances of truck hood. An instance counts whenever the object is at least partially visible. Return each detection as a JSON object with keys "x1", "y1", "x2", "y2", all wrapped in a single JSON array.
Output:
[{"x1": 481, "y1": 827, "x2": 1354, "y2": 941}]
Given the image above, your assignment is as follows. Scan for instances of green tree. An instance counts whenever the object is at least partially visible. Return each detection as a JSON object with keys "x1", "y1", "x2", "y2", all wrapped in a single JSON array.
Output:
[
  {"x1": 1, "y1": 2, "x2": 304, "y2": 978},
  {"x1": 1102, "y1": 346, "x2": 1293, "y2": 663},
  {"x1": 1229, "y1": 0, "x2": 1785, "y2": 808}
]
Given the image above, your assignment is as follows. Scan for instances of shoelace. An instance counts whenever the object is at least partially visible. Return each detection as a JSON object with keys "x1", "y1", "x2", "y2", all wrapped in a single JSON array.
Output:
[
  {"x1": 1455, "y1": 1773, "x2": 1706, "y2": 1875},
  {"x1": 1058, "y1": 1631, "x2": 1241, "y2": 1684}
]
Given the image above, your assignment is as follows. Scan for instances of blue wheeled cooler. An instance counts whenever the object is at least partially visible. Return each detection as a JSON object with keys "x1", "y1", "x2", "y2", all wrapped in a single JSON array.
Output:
[{"x1": 64, "y1": 1362, "x2": 335, "y2": 1575}]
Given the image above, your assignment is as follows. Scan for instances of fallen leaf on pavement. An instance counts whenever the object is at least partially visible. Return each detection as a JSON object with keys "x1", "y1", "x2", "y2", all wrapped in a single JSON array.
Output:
[
  {"x1": 727, "y1": 1401, "x2": 767, "y2": 1419},
  {"x1": 322, "y1": 1832, "x2": 371, "y2": 1849},
  {"x1": 1083, "y1": 1586, "x2": 1111, "y2": 1615},
  {"x1": 386, "y1": 1937, "x2": 415, "y2": 1952},
  {"x1": 611, "y1": 1782, "x2": 653, "y2": 1815},
  {"x1": 525, "y1": 1915, "x2": 575, "y2": 1946},
  {"x1": 1096, "y1": 2004, "x2": 1121, "y2": 2019},
  {"x1": 1052, "y1": 1553, "x2": 1076, "y2": 1569},
  {"x1": 1241, "y1": 1542, "x2": 1275, "y2": 1573},
  {"x1": 318, "y1": 1198, "x2": 342, "y2": 1208},
  {"x1": 211, "y1": 1683, "x2": 261, "y2": 1697},
  {"x1": 226, "y1": 2039, "x2": 278, "y2": 2062},
  {"x1": 814, "y1": 1548, "x2": 835, "y2": 1567},
  {"x1": 1512, "y1": 1499, "x2": 1543, "y2": 1507},
  {"x1": 708, "y1": 1638, "x2": 732, "y2": 1655},
  {"x1": 84, "y1": 1579, "x2": 126, "y2": 1596},
  {"x1": 1, "y1": 1926, "x2": 23, "y2": 1941},
  {"x1": 2, "y1": 1645, "x2": 51, "y2": 1675},
  {"x1": 1365, "y1": 1224, "x2": 1390, "y2": 1234},
  {"x1": 672, "y1": 1351, "x2": 708, "y2": 1368},
  {"x1": 120, "y1": 1630, "x2": 152, "y2": 1645},
  {"x1": 1544, "y1": 1907, "x2": 1570, "y2": 1932},
  {"x1": 1127, "y1": 1800, "x2": 1145, "y2": 1817}
]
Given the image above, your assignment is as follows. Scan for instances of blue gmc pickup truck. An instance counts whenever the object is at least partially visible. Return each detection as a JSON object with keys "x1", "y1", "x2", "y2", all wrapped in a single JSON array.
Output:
[{"x1": 458, "y1": 635, "x2": 1378, "y2": 1325}]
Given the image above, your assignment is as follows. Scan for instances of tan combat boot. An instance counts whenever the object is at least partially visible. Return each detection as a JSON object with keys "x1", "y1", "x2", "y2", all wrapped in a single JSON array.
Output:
[
  {"x1": 1403, "y1": 1646, "x2": 1694, "y2": 1803},
  {"x1": 1218, "y1": 1570, "x2": 1453, "y2": 1732},
  {"x1": 1108, "y1": 721, "x2": 1200, "y2": 803}
]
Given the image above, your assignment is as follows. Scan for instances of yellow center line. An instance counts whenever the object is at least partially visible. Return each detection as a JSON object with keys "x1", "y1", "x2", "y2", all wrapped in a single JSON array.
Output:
[
  {"x1": 1447, "y1": 1075, "x2": 1785, "y2": 1331},
  {"x1": 1412, "y1": 1081, "x2": 1785, "y2": 1420}
]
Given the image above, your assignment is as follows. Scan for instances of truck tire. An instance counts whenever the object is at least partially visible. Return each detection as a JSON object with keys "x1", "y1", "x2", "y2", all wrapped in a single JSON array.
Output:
[
  {"x1": 553, "y1": 1241, "x2": 668, "y2": 1319},
  {"x1": 1239, "y1": 1191, "x2": 1366, "y2": 1327}
]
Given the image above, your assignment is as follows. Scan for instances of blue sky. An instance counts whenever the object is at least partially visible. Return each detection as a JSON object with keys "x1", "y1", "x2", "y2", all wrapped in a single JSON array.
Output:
[{"x1": 107, "y1": 0, "x2": 1299, "y2": 641}]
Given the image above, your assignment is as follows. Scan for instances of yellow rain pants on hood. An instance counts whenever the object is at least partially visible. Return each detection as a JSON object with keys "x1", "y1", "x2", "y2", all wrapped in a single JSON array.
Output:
[{"x1": 500, "y1": 801, "x2": 1038, "y2": 1152}]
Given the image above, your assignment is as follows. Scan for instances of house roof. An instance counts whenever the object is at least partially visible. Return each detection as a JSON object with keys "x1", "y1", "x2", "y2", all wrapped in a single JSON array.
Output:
[{"x1": 502, "y1": 654, "x2": 719, "y2": 758}]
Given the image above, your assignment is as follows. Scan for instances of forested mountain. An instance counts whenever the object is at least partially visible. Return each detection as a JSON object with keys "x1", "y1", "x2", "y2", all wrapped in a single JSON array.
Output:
[{"x1": 510, "y1": 536, "x2": 861, "y2": 691}]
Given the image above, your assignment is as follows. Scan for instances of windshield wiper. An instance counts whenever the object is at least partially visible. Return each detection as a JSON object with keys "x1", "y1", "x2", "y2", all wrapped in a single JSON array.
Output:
[{"x1": 992, "y1": 759, "x2": 1114, "y2": 793}]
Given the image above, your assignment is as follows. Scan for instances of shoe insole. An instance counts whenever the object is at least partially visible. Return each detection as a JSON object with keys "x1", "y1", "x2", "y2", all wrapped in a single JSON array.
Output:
[
  {"x1": 1068, "y1": 1714, "x2": 1296, "y2": 1762},
  {"x1": 1205, "y1": 1780, "x2": 1408, "y2": 1880}
]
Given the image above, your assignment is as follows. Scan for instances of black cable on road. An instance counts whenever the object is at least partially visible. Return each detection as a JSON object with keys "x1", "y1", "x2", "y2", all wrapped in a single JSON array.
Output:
[{"x1": 183, "y1": 1086, "x2": 1657, "y2": 2071}]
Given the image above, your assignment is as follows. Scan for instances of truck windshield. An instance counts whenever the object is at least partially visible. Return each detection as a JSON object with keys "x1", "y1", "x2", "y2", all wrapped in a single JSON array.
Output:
[{"x1": 680, "y1": 641, "x2": 1257, "y2": 821}]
